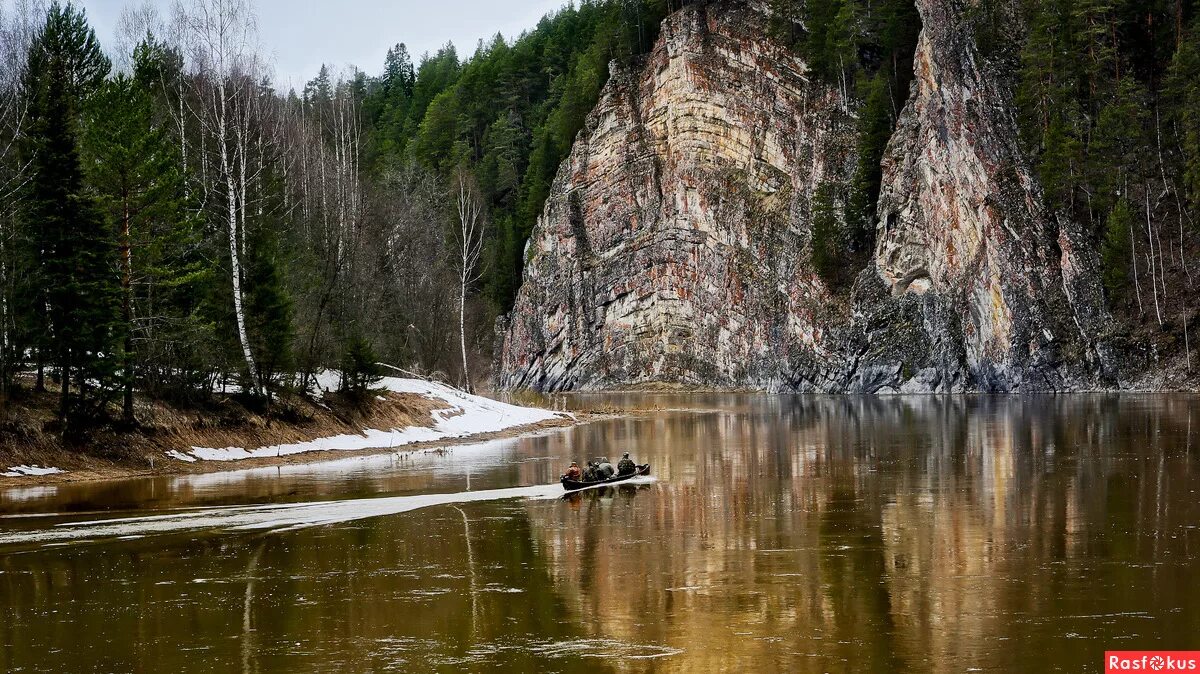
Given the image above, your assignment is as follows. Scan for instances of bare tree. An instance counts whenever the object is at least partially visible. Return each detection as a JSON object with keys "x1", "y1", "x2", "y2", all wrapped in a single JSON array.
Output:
[
  {"x1": 378, "y1": 162, "x2": 455, "y2": 373},
  {"x1": 285, "y1": 67, "x2": 366, "y2": 385},
  {"x1": 0, "y1": 0, "x2": 44, "y2": 400},
  {"x1": 112, "y1": 1, "x2": 164, "y2": 74},
  {"x1": 454, "y1": 170, "x2": 487, "y2": 392}
]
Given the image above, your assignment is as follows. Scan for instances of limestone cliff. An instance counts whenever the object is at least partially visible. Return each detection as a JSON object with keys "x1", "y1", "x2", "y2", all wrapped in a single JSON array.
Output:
[
  {"x1": 497, "y1": 0, "x2": 1110, "y2": 393},
  {"x1": 869, "y1": 0, "x2": 1110, "y2": 392},
  {"x1": 497, "y1": 2, "x2": 855, "y2": 391}
]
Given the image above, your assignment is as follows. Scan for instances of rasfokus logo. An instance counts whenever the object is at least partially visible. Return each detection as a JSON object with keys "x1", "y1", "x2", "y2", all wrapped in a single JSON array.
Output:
[{"x1": 1106, "y1": 652, "x2": 1200, "y2": 672}]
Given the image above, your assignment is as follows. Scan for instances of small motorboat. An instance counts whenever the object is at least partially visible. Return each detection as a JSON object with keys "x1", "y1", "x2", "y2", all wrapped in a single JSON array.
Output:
[{"x1": 561, "y1": 464, "x2": 651, "y2": 491}]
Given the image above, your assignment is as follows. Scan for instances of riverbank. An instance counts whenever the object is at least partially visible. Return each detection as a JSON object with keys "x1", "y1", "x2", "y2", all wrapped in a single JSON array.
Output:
[{"x1": 0, "y1": 376, "x2": 582, "y2": 488}]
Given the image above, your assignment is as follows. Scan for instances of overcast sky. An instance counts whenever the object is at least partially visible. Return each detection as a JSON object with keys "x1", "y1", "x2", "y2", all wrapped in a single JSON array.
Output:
[{"x1": 70, "y1": 0, "x2": 568, "y2": 90}]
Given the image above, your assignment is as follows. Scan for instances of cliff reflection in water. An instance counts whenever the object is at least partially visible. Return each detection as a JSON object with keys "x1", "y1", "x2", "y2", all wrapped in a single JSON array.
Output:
[
  {"x1": 1, "y1": 394, "x2": 1197, "y2": 672},
  {"x1": 535, "y1": 394, "x2": 1200, "y2": 672}
]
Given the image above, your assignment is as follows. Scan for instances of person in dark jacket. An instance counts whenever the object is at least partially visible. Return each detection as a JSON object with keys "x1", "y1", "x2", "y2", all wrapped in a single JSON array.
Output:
[
  {"x1": 617, "y1": 453, "x2": 637, "y2": 476},
  {"x1": 595, "y1": 460, "x2": 615, "y2": 479},
  {"x1": 582, "y1": 461, "x2": 599, "y2": 482}
]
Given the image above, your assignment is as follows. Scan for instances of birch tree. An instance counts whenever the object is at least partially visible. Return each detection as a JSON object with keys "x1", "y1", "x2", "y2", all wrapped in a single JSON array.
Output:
[
  {"x1": 178, "y1": 0, "x2": 263, "y2": 394},
  {"x1": 289, "y1": 68, "x2": 365, "y2": 384},
  {"x1": 454, "y1": 170, "x2": 486, "y2": 392}
]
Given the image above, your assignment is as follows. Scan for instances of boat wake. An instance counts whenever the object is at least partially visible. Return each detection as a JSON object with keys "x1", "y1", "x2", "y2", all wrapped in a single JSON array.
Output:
[{"x1": 0, "y1": 483, "x2": 575, "y2": 547}]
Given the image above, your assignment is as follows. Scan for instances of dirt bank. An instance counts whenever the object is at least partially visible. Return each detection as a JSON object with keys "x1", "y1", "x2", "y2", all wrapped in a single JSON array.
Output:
[{"x1": 0, "y1": 380, "x2": 593, "y2": 488}]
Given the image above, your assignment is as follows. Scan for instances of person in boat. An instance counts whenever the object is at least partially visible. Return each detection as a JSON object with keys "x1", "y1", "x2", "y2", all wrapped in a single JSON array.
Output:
[
  {"x1": 617, "y1": 452, "x2": 637, "y2": 476},
  {"x1": 564, "y1": 462, "x2": 582, "y2": 481},
  {"x1": 595, "y1": 459, "x2": 615, "y2": 480},
  {"x1": 581, "y1": 461, "x2": 600, "y2": 482}
]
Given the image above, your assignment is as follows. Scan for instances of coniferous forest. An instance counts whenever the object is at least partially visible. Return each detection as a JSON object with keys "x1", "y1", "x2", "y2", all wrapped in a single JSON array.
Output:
[{"x1": 1, "y1": 0, "x2": 1199, "y2": 438}]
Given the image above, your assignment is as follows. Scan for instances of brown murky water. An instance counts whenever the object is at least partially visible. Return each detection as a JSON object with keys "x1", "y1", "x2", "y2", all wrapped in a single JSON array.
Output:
[{"x1": 2, "y1": 394, "x2": 1199, "y2": 672}]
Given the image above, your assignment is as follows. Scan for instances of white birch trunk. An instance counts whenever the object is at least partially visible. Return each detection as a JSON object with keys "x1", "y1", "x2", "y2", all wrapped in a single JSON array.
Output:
[
  {"x1": 215, "y1": 74, "x2": 258, "y2": 394},
  {"x1": 455, "y1": 173, "x2": 486, "y2": 393},
  {"x1": 1145, "y1": 188, "x2": 1163, "y2": 327},
  {"x1": 460, "y1": 271, "x2": 470, "y2": 393}
]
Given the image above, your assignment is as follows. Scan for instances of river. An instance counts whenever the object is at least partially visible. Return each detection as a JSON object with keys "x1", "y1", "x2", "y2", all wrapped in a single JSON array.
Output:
[{"x1": 2, "y1": 394, "x2": 1198, "y2": 672}]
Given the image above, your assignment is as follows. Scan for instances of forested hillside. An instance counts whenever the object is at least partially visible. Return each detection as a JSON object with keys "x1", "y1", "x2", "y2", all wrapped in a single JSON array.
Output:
[
  {"x1": 1004, "y1": 0, "x2": 1200, "y2": 345},
  {"x1": 0, "y1": 0, "x2": 670, "y2": 435}
]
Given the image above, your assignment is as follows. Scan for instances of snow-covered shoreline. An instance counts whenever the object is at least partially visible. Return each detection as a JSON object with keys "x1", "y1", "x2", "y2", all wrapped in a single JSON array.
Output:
[
  {"x1": 2, "y1": 465, "x2": 65, "y2": 478},
  {"x1": 166, "y1": 376, "x2": 569, "y2": 463}
]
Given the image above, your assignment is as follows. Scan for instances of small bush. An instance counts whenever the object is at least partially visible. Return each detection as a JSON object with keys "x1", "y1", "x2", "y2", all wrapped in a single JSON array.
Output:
[{"x1": 339, "y1": 333, "x2": 384, "y2": 399}]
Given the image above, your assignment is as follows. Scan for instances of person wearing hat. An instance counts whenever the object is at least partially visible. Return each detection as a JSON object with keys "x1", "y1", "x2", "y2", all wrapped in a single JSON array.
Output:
[
  {"x1": 617, "y1": 452, "x2": 637, "y2": 476},
  {"x1": 564, "y1": 461, "x2": 583, "y2": 481}
]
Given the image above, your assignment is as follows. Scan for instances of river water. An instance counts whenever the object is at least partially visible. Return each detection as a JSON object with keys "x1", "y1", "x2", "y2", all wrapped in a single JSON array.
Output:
[{"x1": 1, "y1": 394, "x2": 1198, "y2": 672}]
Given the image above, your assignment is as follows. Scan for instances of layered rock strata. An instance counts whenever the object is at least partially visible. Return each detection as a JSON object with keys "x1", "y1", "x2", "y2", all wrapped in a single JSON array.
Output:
[
  {"x1": 498, "y1": 0, "x2": 1109, "y2": 393},
  {"x1": 497, "y1": 1, "x2": 855, "y2": 391},
  {"x1": 869, "y1": 0, "x2": 1109, "y2": 391}
]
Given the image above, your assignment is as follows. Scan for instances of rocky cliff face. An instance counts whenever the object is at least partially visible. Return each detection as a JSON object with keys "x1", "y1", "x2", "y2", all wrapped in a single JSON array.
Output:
[
  {"x1": 497, "y1": 0, "x2": 1110, "y2": 393},
  {"x1": 497, "y1": 2, "x2": 855, "y2": 391},
  {"x1": 869, "y1": 0, "x2": 1109, "y2": 392}
]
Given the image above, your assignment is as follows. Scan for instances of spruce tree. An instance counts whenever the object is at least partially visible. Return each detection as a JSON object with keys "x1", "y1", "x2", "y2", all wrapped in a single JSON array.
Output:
[
  {"x1": 845, "y1": 72, "x2": 893, "y2": 256},
  {"x1": 246, "y1": 227, "x2": 294, "y2": 405},
  {"x1": 1101, "y1": 199, "x2": 1134, "y2": 299},
  {"x1": 339, "y1": 331, "x2": 383, "y2": 399},
  {"x1": 1166, "y1": 17, "x2": 1200, "y2": 215},
  {"x1": 811, "y1": 183, "x2": 846, "y2": 288},
  {"x1": 21, "y1": 2, "x2": 116, "y2": 428},
  {"x1": 1089, "y1": 78, "x2": 1150, "y2": 219}
]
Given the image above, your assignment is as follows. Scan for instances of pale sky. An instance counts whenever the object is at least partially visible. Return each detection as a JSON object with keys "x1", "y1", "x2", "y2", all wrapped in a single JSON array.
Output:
[{"x1": 71, "y1": 0, "x2": 569, "y2": 90}]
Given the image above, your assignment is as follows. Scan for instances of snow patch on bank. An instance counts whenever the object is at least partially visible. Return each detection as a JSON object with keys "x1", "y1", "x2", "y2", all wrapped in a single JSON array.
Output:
[
  {"x1": 2, "y1": 465, "x2": 64, "y2": 478},
  {"x1": 169, "y1": 376, "x2": 569, "y2": 463}
]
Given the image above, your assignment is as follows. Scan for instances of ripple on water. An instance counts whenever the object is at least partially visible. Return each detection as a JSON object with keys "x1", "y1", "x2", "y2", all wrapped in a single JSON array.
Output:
[{"x1": 371, "y1": 636, "x2": 683, "y2": 667}]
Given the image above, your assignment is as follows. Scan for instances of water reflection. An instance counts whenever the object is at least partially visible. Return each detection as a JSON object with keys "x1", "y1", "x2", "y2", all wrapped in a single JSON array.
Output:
[{"x1": 1, "y1": 394, "x2": 1198, "y2": 672}]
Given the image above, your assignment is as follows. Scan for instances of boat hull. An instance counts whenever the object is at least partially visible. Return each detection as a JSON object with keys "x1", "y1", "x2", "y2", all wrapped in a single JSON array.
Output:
[{"x1": 561, "y1": 465, "x2": 650, "y2": 491}]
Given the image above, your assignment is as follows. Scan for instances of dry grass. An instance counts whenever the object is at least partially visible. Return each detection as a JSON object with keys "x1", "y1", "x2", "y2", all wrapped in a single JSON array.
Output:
[{"x1": 0, "y1": 384, "x2": 482, "y2": 485}]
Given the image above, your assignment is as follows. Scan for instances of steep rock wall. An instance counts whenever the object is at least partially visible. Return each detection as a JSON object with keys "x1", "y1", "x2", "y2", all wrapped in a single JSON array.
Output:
[
  {"x1": 871, "y1": 0, "x2": 1109, "y2": 391},
  {"x1": 498, "y1": 0, "x2": 1109, "y2": 393},
  {"x1": 497, "y1": 1, "x2": 855, "y2": 391}
]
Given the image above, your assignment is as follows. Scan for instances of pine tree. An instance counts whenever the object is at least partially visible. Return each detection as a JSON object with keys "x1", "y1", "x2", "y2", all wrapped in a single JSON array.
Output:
[{"x1": 82, "y1": 50, "x2": 195, "y2": 423}]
